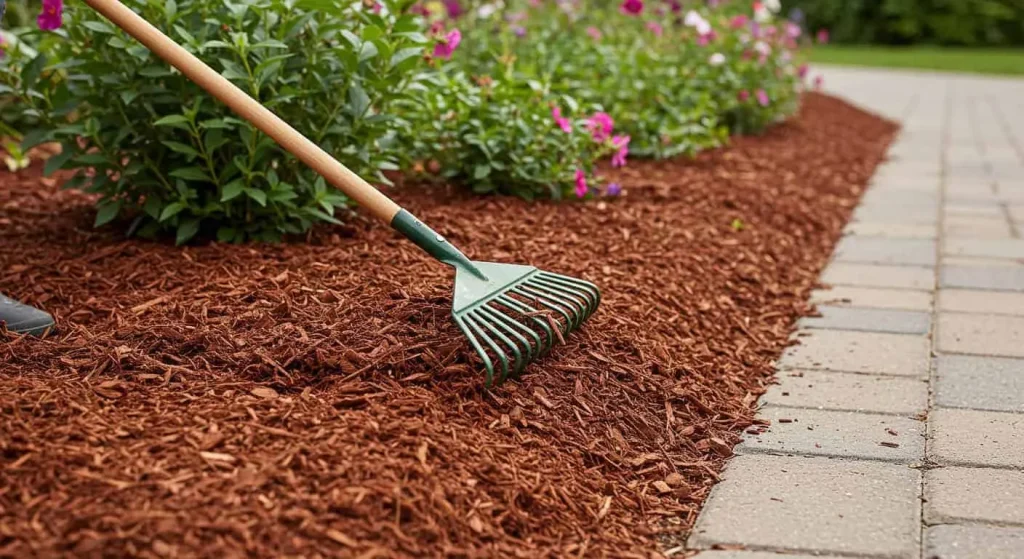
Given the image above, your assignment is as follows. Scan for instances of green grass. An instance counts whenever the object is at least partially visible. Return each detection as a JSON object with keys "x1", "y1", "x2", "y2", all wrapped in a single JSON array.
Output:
[{"x1": 808, "y1": 45, "x2": 1024, "y2": 76}]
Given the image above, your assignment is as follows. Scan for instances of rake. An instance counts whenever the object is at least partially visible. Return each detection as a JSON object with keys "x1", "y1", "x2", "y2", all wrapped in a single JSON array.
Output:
[{"x1": 83, "y1": 0, "x2": 601, "y2": 386}]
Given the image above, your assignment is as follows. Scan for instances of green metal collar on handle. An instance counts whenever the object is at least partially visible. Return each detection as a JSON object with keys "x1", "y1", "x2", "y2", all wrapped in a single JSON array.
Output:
[{"x1": 391, "y1": 210, "x2": 488, "y2": 281}]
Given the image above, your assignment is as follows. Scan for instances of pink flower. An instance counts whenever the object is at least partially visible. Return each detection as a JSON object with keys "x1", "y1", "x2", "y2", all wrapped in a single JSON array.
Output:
[
  {"x1": 816, "y1": 29, "x2": 829, "y2": 44},
  {"x1": 785, "y1": 21, "x2": 801, "y2": 39},
  {"x1": 575, "y1": 169, "x2": 589, "y2": 198},
  {"x1": 756, "y1": 89, "x2": 770, "y2": 106},
  {"x1": 814, "y1": 75, "x2": 824, "y2": 89},
  {"x1": 606, "y1": 183, "x2": 622, "y2": 196},
  {"x1": 587, "y1": 27, "x2": 603, "y2": 41},
  {"x1": 620, "y1": 0, "x2": 644, "y2": 15},
  {"x1": 730, "y1": 14, "x2": 749, "y2": 29},
  {"x1": 552, "y1": 107, "x2": 572, "y2": 133},
  {"x1": 410, "y1": 3, "x2": 432, "y2": 16},
  {"x1": 0, "y1": 37, "x2": 6, "y2": 59},
  {"x1": 647, "y1": 21, "x2": 664, "y2": 36},
  {"x1": 665, "y1": 0, "x2": 682, "y2": 13},
  {"x1": 444, "y1": 0, "x2": 464, "y2": 18},
  {"x1": 798, "y1": 63, "x2": 809, "y2": 79},
  {"x1": 432, "y1": 29, "x2": 462, "y2": 60},
  {"x1": 611, "y1": 135, "x2": 630, "y2": 168},
  {"x1": 586, "y1": 112, "x2": 615, "y2": 142},
  {"x1": 37, "y1": 0, "x2": 63, "y2": 31},
  {"x1": 738, "y1": 90, "x2": 750, "y2": 102},
  {"x1": 697, "y1": 31, "x2": 716, "y2": 46}
]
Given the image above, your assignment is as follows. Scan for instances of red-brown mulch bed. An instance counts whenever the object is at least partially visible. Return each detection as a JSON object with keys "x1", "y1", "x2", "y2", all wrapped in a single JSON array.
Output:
[{"x1": 0, "y1": 93, "x2": 896, "y2": 558}]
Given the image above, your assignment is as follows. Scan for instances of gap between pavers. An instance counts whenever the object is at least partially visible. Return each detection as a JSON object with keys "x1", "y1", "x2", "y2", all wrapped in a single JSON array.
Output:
[
  {"x1": 689, "y1": 551, "x2": 850, "y2": 559},
  {"x1": 687, "y1": 454, "x2": 921, "y2": 559}
]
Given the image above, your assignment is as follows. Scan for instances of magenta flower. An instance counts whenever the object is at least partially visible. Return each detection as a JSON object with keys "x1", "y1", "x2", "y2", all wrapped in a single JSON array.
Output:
[
  {"x1": 798, "y1": 63, "x2": 809, "y2": 79},
  {"x1": 756, "y1": 89, "x2": 770, "y2": 106},
  {"x1": 37, "y1": 0, "x2": 64, "y2": 31},
  {"x1": 730, "y1": 14, "x2": 749, "y2": 29},
  {"x1": 586, "y1": 112, "x2": 615, "y2": 142},
  {"x1": 513, "y1": 26, "x2": 527, "y2": 37},
  {"x1": 605, "y1": 183, "x2": 622, "y2": 196},
  {"x1": 575, "y1": 169, "x2": 589, "y2": 198},
  {"x1": 620, "y1": 0, "x2": 644, "y2": 15},
  {"x1": 432, "y1": 29, "x2": 462, "y2": 60},
  {"x1": 665, "y1": 0, "x2": 682, "y2": 13},
  {"x1": 785, "y1": 21, "x2": 802, "y2": 39},
  {"x1": 0, "y1": 37, "x2": 6, "y2": 59},
  {"x1": 611, "y1": 135, "x2": 630, "y2": 168},
  {"x1": 814, "y1": 75, "x2": 824, "y2": 89},
  {"x1": 816, "y1": 29, "x2": 829, "y2": 44},
  {"x1": 586, "y1": 27, "x2": 603, "y2": 41},
  {"x1": 647, "y1": 21, "x2": 664, "y2": 37},
  {"x1": 444, "y1": 0, "x2": 464, "y2": 18},
  {"x1": 552, "y1": 107, "x2": 572, "y2": 133},
  {"x1": 738, "y1": 89, "x2": 750, "y2": 102}
]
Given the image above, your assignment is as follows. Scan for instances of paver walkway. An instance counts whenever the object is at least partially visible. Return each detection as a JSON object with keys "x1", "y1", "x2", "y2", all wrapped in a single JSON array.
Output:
[{"x1": 682, "y1": 66, "x2": 1024, "y2": 558}]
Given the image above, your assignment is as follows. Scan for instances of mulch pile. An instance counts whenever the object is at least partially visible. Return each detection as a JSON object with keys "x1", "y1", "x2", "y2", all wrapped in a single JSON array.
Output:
[{"x1": 0, "y1": 93, "x2": 897, "y2": 558}]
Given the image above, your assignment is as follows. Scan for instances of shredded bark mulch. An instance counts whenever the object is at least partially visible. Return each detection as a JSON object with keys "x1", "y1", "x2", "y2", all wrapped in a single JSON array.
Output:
[{"x1": 0, "y1": 93, "x2": 897, "y2": 558}]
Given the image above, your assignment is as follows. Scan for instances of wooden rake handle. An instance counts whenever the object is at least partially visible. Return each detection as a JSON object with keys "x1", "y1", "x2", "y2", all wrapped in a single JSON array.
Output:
[{"x1": 82, "y1": 0, "x2": 403, "y2": 225}]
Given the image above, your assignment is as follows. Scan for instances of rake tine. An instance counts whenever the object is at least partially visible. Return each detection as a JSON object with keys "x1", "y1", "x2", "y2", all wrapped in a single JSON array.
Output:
[
  {"x1": 478, "y1": 306, "x2": 533, "y2": 378},
  {"x1": 464, "y1": 312, "x2": 511, "y2": 385},
  {"x1": 471, "y1": 309, "x2": 524, "y2": 383},
  {"x1": 518, "y1": 284, "x2": 583, "y2": 329},
  {"x1": 480, "y1": 303, "x2": 541, "y2": 363},
  {"x1": 497, "y1": 294, "x2": 556, "y2": 353},
  {"x1": 453, "y1": 313, "x2": 496, "y2": 387},
  {"x1": 512, "y1": 286, "x2": 576, "y2": 334},
  {"x1": 530, "y1": 277, "x2": 594, "y2": 318},
  {"x1": 536, "y1": 272, "x2": 601, "y2": 313}
]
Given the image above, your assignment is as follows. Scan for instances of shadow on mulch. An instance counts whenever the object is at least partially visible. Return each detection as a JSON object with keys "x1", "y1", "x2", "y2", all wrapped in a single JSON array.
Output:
[{"x1": 0, "y1": 93, "x2": 897, "y2": 558}]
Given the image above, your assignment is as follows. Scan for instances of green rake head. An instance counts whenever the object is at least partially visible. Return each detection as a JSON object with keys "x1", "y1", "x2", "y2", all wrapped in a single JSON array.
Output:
[
  {"x1": 451, "y1": 262, "x2": 600, "y2": 386},
  {"x1": 392, "y1": 210, "x2": 601, "y2": 387}
]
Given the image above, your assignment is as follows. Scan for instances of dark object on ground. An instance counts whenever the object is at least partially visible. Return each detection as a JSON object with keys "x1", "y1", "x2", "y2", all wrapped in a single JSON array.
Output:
[
  {"x1": 0, "y1": 93, "x2": 897, "y2": 557},
  {"x1": 0, "y1": 293, "x2": 54, "y2": 336}
]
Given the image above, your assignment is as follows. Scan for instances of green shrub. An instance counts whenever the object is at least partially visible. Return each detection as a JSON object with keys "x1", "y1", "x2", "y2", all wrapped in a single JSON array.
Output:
[
  {"x1": 1, "y1": 0, "x2": 428, "y2": 243},
  {"x1": 786, "y1": 0, "x2": 1024, "y2": 46}
]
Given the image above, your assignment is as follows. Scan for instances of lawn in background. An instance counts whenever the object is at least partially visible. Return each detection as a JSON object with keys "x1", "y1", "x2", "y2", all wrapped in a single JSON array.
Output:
[{"x1": 808, "y1": 46, "x2": 1024, "y2": 76}]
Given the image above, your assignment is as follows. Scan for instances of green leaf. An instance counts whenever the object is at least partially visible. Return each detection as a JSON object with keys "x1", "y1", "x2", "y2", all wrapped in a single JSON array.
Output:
[
  {"x1": 159, "y1": 202, "x2": 186, "y2": 222},
  {"x1": 220, "y1": 180, "x2": 245, "y2": 201},
  {"x1": 43, "y1": 146, "x2": 75, "y2": 177},
  {"x1": 473, "y1": 164, "x2": 492, "y2": 179},
  {"x1": 154, "y1": 114, "x2": 191, "y2": 127},
  {"x1": 358, "y1": 41, "x2": 380, "y2": 63},
  {"x1": 245, "y1": 188, "x2": 267, "y2": 206},
  {"x1": 176, "y1": 219, "x2": 201, "y2": 245},
  {"x1": 82, "y1": 21, "x2": 115, "y2": 34},
  {"x1": 169, "y1": 167, "x2": 212, "y2": 182},
  {"x1": 217, "y1": 227, "x2": 237, "y2": 243},
  {"x1": 21, "y1": 54, "x2": 48, "y2": 86},
  {"x1": 20, "y1": 129, "x2": 50, "y2": 151},
  {"x1": 94, "y1": 200, "x2": 122, "y2": 227},
  {"x1": 348, "y1": 83, "x2": 370, "y2": 117},
  {"x1": 390, "y1": 47, "x2": 423, "y2": 69},
  {"x1": 160, "y1": 141, "x2": 200, "y2": 158}
]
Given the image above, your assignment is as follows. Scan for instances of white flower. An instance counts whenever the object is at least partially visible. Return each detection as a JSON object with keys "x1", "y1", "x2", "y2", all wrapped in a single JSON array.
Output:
[
  {"x1": 684, "y1": 10, "x2": 703, "y2": 27},
  {"x1": 696, "y1": 19, "x2": 712, "y2": 35},
  {"x1": 754, "y1": 40, "x2": 771, "y2": 56},
  {"x1": 477, "y1": 2, "x2": 500, "y2": 18},
  {"x1": 754, "y1": 5, "x2": 771, "y2": 22},
  {"x1": 764, "y1": 0, "x2": 781, "y2": 13},
  {"x1": 709, "y1": 53, "x2": 726, "y2": 66}
]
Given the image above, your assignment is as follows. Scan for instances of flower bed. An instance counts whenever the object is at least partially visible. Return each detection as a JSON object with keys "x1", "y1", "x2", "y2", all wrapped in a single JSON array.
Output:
[
  {"x1": 1, "y1": 0, "x2": 826, "y2": 243},
  {"x1": 0, "y1": 94, "x2": 896, "y2": 556}
]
